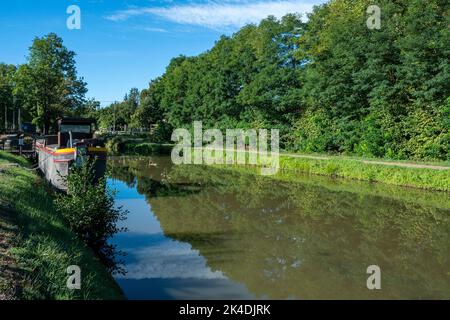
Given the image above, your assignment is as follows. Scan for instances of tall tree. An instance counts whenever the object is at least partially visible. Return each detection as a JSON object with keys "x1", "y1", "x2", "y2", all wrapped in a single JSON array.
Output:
[
  {"x1": 293, "y1": 0, "x2": 449, "y2": 158},
  {"x1": 76, "y1": 98, "x2": 100, "y2": 119},
  {"x1": 96, "y1": 0, "x2": 449, "y2": 160},
  {"x1": 120, "y1": 88, "x2": 140, "y2": 130},
  {"x1": 132, "y1": 79, "x2": 164, "y2": 130},
  {"x1": 0, "y1": 63, "x2": 17, "y2": 131},
  {"x1": 14, "y1": 33, "x2": 87, "y2": 134}
]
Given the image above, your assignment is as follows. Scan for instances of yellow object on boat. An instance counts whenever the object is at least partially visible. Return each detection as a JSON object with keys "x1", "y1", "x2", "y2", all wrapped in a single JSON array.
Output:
[{"x1": 54, "y1": 148, "x2": 76, "y2": 154}]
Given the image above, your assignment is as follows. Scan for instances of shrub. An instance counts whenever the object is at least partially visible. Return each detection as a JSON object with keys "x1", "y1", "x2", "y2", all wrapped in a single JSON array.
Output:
[
  {"x1": 54, "y1": 161, "x2": 127, "y2": 273},
  {"x1": 150, "y1": 121, "x2": 173, "y2": 143},
  {"x1": 400, "y1": 105, "x2": 450, "y2": 161},
  {"x1": 292, "y1": 108, "x2": 334, "y2": 153},
  {"x1": 105, "y1": 136, "x2": 125, "y2": 154},
  {"x1": 325, "y1": 162, "x2": 339, "y2": 176}
]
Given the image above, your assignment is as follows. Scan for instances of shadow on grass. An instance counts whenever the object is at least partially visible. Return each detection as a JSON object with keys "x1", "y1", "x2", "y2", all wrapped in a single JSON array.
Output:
[{"x1": 0, "y1": 151, "x2": 30, "y2": 167}]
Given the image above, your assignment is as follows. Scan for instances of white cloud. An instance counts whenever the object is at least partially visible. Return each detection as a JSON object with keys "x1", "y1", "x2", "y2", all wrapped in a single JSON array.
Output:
[
  {"x1": 106, "y1": 1, "x2": 315, "y2": 30},
  {"x1": 116, "y1": 239, "x2": 226, "y2": 280},
  {"x1": 139, "y1": 27, "x2": 168, "y2": 33}
]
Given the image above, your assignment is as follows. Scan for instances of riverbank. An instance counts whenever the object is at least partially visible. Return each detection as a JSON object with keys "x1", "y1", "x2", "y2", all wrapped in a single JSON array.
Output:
[
  {"x1": 277, "y1": 154, "x2": 450, "y2": 192},
  {"x1": 104, "y1": 135, "x2": 173, "y2": 156},
  {"x1": 0, "y1": 151, "x2": 123, "y2": 300},
  {"x1": 203, "y1": 148, "x2": 450, "y2": 192},
  {"x1": 104, "y1": 136, "x2": 449, "y2": 191}
]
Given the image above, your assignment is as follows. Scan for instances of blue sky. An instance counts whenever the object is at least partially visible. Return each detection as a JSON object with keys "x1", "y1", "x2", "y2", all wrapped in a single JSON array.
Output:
[{"x1": 0, "y1": 0, "x2": 324, "y2": 106}]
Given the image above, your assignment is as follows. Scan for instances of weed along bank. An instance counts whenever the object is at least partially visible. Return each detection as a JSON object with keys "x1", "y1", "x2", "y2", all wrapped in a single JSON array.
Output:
[
  {"x1": 0, "y1": 118, "x2": 124, "y2": 299},
  {"x1": 35, "y1": 117, "x2": 107, "y2": 190}
]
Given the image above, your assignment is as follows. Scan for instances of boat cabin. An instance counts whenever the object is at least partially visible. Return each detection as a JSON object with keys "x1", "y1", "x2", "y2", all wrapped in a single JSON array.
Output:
[
  {"x1": 35, "y1": 117, "x2": 107, "y2": 191},
  {"x1": 58, "y1": 117, "x2": 95, "y2": 148}
]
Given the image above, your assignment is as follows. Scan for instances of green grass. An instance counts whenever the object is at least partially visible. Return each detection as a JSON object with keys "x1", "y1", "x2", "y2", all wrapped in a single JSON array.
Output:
[
  {"x1": 111, "y1": 143, "x2": 449, "y2": 191},
  {"x1": 0, "y1": 151, "x2": 123, "y2": 300},
  {"x1": 278, "y1": 156, "x2": 450, "y2": 192},
  {"x1": 216, "y1": 164, "x2": 450, "y2": 210},
  {"x1": 279, "y1": 150, "x2": 450, "y2": 167},
  {"x1": 185, "y1": 148, "x2": 449, "y2": 192}
]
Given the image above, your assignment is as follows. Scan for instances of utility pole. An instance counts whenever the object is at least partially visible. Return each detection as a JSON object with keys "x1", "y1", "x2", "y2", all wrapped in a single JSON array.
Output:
[
  {"x1": 12, "y1": 96, "x2": 16, "y2": 131},
  {"x1": 113, "y1": 102, "x2": 117, "y2": 133},
  {"x1": 4, "y1": 102, "x2": 6, "y2": 132},
  {"x1": 18, "y1": 107, "x2": 21, "y2": 132}
]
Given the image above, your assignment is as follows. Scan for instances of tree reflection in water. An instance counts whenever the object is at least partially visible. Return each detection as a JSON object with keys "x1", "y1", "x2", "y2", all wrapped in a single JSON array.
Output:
[{"x1": 109, "y1": 156, "x2": 450, "y2": 299}]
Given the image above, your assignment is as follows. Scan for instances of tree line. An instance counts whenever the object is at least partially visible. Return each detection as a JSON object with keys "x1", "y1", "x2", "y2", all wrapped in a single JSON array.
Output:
[
  {"x1": 1, "y1": 0, "x2": 448, "y2": 160},
  {"x1": 100, "y1": 0, "x2": 449, "y2": 160}
]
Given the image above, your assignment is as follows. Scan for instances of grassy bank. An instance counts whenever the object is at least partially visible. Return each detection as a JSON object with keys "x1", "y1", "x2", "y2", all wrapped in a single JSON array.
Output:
[
  {"x1": 277, "y1": 155, "x2": 450, "y2": 192},
  {"x1": 104, "y1": 136, "x2": 450, "y2": 191},
  {"x1": 216, "y1": 165, "x2": 450, "y2": 211},
  {"x1": 186, "y1": 148, "x2": 450, "y2": 192},
  {"x1": 0, "y1": 151, "x2": 123, "y2": 300}
]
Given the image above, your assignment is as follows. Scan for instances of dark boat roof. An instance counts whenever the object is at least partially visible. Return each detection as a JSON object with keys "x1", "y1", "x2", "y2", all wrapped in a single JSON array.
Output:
[{"x1": 57, "y1": 117, "x2": 96, "y2": 125}]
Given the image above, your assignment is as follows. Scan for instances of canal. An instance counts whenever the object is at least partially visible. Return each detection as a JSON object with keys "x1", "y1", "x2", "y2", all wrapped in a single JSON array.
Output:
[{"x1": 108, "y1": 156, "x2": 450, "y2": 300}]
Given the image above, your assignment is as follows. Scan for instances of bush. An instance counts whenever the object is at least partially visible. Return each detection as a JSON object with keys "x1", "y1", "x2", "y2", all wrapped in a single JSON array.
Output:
[
  {"x1": 291, "y1": 108, "x2": 334, "y2": 153},
  {"x1": 325, "y1": 162, "x2": 339, "y2": 176},
  {"x1": 356, "y1": 109, "x2": 395, "y2": 158},
  {"x1": 150, "y1": 121, "x2": 173, "y2": 143},
  {"x1": 54, "y1": 161, "x2": 127, "y2": 273},
  {"x1": 398, "y1": 103, "x2": 450, "y2": 161},
  {"x1": 105, "y1": 136, "x2": 126, "y2": 154}
]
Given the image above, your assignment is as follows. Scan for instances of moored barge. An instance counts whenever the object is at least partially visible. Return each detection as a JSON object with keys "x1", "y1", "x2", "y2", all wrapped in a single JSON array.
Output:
[{"x1": 35, "y1": 118, "x2": 107, "y2": 191}]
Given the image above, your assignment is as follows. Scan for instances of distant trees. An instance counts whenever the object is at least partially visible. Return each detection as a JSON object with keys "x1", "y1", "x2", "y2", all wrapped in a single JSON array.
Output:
[
  {"x1": 113, "y1": 0, "x2": 448, "y2": 160},
  {"x1": 76, "y1": 98, "x2": 100, "y2": 120},
  {"x1": 97, "y1": 88, "x2": 141, "y2": 131},
  {"x1": 131, "y1": 79, "x2": 164, "y2": 130}
]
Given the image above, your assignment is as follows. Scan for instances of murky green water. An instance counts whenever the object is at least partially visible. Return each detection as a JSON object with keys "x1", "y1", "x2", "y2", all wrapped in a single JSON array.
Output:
[{"x1": 108, "y1": 156, "x2": 450, "y2": 300}]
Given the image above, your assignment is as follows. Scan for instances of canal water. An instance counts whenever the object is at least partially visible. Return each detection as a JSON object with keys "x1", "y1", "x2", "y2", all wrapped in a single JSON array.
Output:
[{"x1": 108, "y1": 156, "x2": 450, "y2": 300}]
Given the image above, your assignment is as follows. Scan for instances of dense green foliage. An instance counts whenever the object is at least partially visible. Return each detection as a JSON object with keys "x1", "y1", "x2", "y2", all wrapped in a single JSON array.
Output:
[
  {"x1": 0, "y1": 64, "x2": 17, "y2": 132},
  {"x1": 293, "y1": 0, "x2": 449, "y2": 159},
  {"x1": 14, "y1": 33, "x2": 88, "y2": 134},
  {"x1": 55, "y1": 161, "x2": 127, "y2": 273},
  {"x1": 2, "y1": 0, "x2": 448, "y2": 159},
  {"x1": 1, "y1": 33, "x2": 95, "y2": 134},
  {"x1": 0, "y1": 151, "x2": 123, "y2": 299},
  {"x1": 97, "y1": 88, "x2": 140, "y2": 131},
  {"x1": 101, "y1": 0, "x2": 449, "y2": 161}
]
